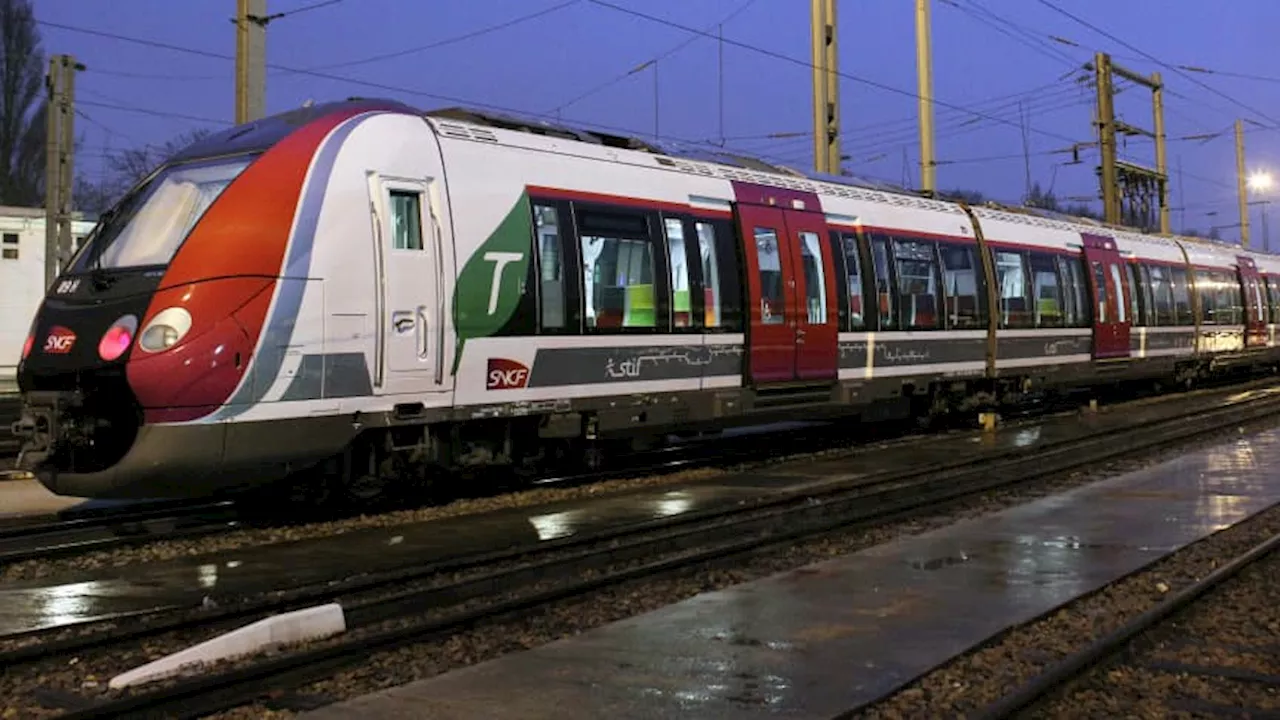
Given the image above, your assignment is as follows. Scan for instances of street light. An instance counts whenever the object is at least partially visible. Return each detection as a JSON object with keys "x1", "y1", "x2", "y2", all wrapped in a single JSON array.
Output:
[{"x1": 1248, "y1": 171, "x2": 1273, "y2": 193}]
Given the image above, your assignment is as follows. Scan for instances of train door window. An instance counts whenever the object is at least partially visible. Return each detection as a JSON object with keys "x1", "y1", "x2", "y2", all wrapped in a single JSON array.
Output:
[
  {"x1": 1028, "y1": 252, "x2": 1064, "y2": 328},
  {"x1": 837, "y1": 232, "x2": 866, "y2": 330},
  {"x1": 754, "y1": 227, "x2": 785, "y2": 325},
  {"x1": 579, "y1": 207, "x2": 661, "y2": 331},
  {"x1": 1090, "y1": 261, "x2": 1109, "y2": 324},
  {"x1": 1125, "y1": 264, "x2": 1143, "y2": 326},
  {"x1": 534, "y1": 204, "x2": 566, "y2": 331},
  {"x1": 1, "y1": 232, "x2": 15, "y2": 260},
  {"x1": 1252, "y1": 277, "x2": 1266, "y2": 325},
  {"x1": 1195, "y1": 270, "x2": 1218, "y2": 325},
  {"x1": 893, "y1": 237, "x2": 940, "y2": 330},
  {"x1": 1055, "y1": 255, "x2": 1088, "y2": 327},
  {"x1": 938, "y1": 243, "x2": 985, "y2": 330},
  {"x1": 1146, "y1": 264, "x2": 1175, "y2": 326},
  {"x1": 1268, "y1": 277, "x2": 1280, "y2": 323},
  {"x1": 389, "y1": 191, "x2": 424, "y2": 250},
  {"x1": 1137, "y1": 265, "x2": 1156, "y2": 326},
  {"x1": 1168, "y1": 267, "x2": 1194, "y2": 324},
  {"x1": 995, "y1": 250, "x2": 1032, "y2": 328},
  {"x1": 871, "y1": 235, "x2": 897, "y2": 330},
  {"x1": 798, "y1": 231, "x2": 828, "y2": 324},
  {"x1": 664, "y1": 218, "x2": 694, "y2": 329},
  {"x1": 695, "y1": 221, "x2": 741, "y2": 331},
  {"x1": 1109, "y1": 264, "x2": 1127, "y2": 324}
]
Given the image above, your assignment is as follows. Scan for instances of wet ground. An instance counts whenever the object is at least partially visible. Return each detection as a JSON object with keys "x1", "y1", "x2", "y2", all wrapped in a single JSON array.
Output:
[
  {"x1": 297, "y1": 427, "x2": 1280, "y2": 719},
  {"x1": 0, "y1": 389, "x2": 1265, "y2": 640}
]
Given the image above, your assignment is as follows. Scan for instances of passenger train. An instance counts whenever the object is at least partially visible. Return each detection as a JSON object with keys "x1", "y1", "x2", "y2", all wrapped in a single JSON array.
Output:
[{"x1": 12, "y1": 98, "x2": 1280, "y2": 501}]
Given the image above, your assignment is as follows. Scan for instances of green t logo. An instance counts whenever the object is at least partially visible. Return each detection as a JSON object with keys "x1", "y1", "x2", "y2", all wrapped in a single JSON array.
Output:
[{"x1": 484, "y1": 251, "x2": 524, "y2": 315}]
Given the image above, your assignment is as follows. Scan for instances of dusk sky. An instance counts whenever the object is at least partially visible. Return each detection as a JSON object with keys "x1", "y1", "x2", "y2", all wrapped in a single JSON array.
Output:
[{"x1": 29, "y1": 0, "x2": 1280, "y2": 247}]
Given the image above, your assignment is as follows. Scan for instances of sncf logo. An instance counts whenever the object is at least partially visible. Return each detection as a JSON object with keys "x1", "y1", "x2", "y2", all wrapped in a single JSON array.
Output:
[
  {"x1": 43, "y1": 326, "x2": 76, "y2": 354},
  {"x1": 486, "y1": 358, "x2": 530, "y2": 390}
]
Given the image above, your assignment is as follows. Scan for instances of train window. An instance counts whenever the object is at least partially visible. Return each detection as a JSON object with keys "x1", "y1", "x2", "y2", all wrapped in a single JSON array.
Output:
[
  {"x1": 1168, "y1": 267, "x2": 1194, "y2": 324},
  {"x1": 871, "y1": 235, "x2": 897, "y2": 330},
  {"x1": 1055, "y1": 256, "x2": 1089, "y2": 328},
  {"x1": 1218, "y1": 271, "x2": 1243, "y2": 325},
  {"x1": 1137, "y1": 266, "x2": 1156, "y2": 326},
  {"x1": 799, "y1": 231, "x2": 828, "y2": 324},
  {"x1": 1195, "y1": 270, "x2": 1221, "y2": 325},
  {"x1": 1125, "y1": 264, "x2": 1143, "y2": 326},
  {"x1": 694, "y1": 222, "x2": 725, "y2": 329},
  {"x1": 579, "y1": 208, "x2": 659, "y2": 331},
  {"x1": 753, "y1": 227, "x2": 786, "y2": 325},
  {"x1": 1028, "y1": 252, "x2": 1063, "y2": 328},
  {"x1": 1090, "y1": 261, "x2": 1108, "y2": 324},
  {"x1": 1109, "y1": 264, "x2": 1127, "y2": 324},
  {"x1": 837, "y1": 232, "x2": 866, "y2": 331},
  {"x1": 994, "y1": 250, "x2": 1033, "y2": 328},
  {"x1": 893, "y1": 238, "x2": 940, "y2": 330},
  {"x1": 664, "y1": 219, "x2": 694, "y2": 329},
  {"x1": 534, "y1": 204, "x2": 566, "y2": 330},
  {"x1": 1146, "y1": 265, "x2": 1175, "y2": 326},
  {"x1": 1268, "y1": 277, "x2": 1280, "y2": 323},
  {"x1": 388, "y1": 190, "x2": 424, "y2": 250},
  {"x1": 938, "y1": 243, "x2": 985, "y2": 330}
]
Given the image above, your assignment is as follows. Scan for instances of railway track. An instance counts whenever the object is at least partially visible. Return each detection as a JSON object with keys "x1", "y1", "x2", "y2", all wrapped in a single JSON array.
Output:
[
  {"x1": 21, "y1": 379, "x2": 1280, "y2": 719},
  {"x1": 975, "y1": 530, "x2": 1280, "y2": 719}
]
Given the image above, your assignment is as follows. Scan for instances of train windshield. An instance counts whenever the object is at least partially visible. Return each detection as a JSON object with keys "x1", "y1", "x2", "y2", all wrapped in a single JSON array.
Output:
[{"x1": 70, "y1": 155, "x2": 257, "y2": 272}]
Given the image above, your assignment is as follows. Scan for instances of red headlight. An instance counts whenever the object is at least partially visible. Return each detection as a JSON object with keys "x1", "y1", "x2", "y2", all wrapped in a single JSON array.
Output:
[{"x1": 98, "y1": 315, "x2": 138, "y2": 362}]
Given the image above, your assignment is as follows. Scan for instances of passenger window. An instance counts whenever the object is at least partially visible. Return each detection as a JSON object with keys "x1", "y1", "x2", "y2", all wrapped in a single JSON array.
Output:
[
  {"x1": 893, "y1": 238, "x2": 941, "y2": 330},
  {"x1": 995, "y1": 250, "x2": 1032, "y2": 328},
  {"x1": 1168, "y1": 267, "x2": 1193, "y2": 325},
  {"x1": 388, "y1": 190, "x2": 424, "y2": 250},
  {"x1": 580, "y1": 209, "x2": 657, "y2": 330},
  {"x1": 1056, "y1": 255, "x2": 1089, "y2": 328},
  {"x1": 939, "y1": 243, "x2": 985, "y2": 330},
  {"x1": 1029, "y1": 252, "x2": 1064, "y2": 328},
  {"x1": 871, "y1": 236, "x2": 897, "y2": 330},
  {"x1": 1268, "y1": 277, "x2": 1280, "y2": 323},
  {"x1": 1091, "y1": 261, "x2": 1108, "y2": 324},
  {"x1": 1146, "y1": 264, "x2": 1175, "y2": 326},
  {"x1": 838, "y1": 232, "x2": 866, "y2": 330},
  {"x1": 534, "y1": 204, "x2": 565, "y2": 330},
  {"x1": 696, "y1": 220, "x2": 742, "y2": 332},
  {"x1": 664, "y1": 218, "x2": 693, "y2": 329},
  {"x1": 1109, "y1": 264, "x2": 1127, "y2": 324},
  {"x1": 1125, "y1": 264, "x2": 1143, "y2": 326},
  {"x1": 754, "y1": 227, "x2": 785, "y2": 325},
  {"x1": 1217, "y1": 271, "x2": 1242, "y2": 325},
  {"x1": 1251, "y1": 277, "x2": 1265, "y2": 325},
  {"x1": 798, "y1": 231, "x2": 828, "y2": 324},
  {"x1": 1195, "y1": 270, "x2": 1217, "y2": 325}
]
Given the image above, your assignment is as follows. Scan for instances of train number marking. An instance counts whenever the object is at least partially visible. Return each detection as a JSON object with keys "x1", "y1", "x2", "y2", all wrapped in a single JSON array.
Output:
[
  {"x1": 487, "y1": 358, "x2": 530, "y2": 390},
  {"x1": 55, "y1": 278, "x2": 80, "y2": 294},
  {"x1": 482, "y1": 251, "x2": 523, "y2": 315},
  {"x1": 43, "y1": 326, "x2": 76, "y2": 354}
]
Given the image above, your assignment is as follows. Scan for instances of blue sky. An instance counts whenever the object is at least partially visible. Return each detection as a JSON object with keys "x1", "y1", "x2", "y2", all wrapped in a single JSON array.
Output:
[{"x1": 30, "y1": 0, "x2": 1280, "y2": 245}]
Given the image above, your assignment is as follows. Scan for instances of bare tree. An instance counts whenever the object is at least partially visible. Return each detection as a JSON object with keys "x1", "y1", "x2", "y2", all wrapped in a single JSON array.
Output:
[{"x1": 0, "y1": 0, "x2": 46, "y2": 206}]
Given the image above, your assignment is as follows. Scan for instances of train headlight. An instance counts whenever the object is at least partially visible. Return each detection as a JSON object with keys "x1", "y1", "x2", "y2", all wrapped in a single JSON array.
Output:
[
  {"x1": 98, "y1": 314, "x2": 138, "y2": 362},
  {"x1": 138, "y1": 307, "x2": 193, "y2": 353}
]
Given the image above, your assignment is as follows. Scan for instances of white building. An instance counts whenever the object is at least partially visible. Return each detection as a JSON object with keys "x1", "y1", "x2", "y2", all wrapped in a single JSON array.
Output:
[{"x1": 0, "y1": 206, "x2": 96, "y2": 389}]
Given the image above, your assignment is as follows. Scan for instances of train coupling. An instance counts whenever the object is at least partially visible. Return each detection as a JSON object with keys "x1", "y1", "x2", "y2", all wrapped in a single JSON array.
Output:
[{"x1": 11, "y1": 391, "x2": 80, "y2": 470}]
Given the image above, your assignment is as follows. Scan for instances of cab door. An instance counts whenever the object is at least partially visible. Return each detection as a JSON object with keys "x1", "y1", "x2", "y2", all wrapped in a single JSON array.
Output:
[
  {"x1": 735, "y1": 203, "x2": 838, "y2": 383},
  {"x1": 1080, "y1": 233, "x2": 1131, "y2": 359},
  {"x1": 369, "y1": 174, "x2": 452, "y2": 394},
  {"x1": 1236, "y1": 255, "x2": 1268, "y2": 348}
]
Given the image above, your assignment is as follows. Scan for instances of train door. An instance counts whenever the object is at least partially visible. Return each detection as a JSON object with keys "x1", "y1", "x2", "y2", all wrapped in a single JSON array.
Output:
[
  {"x1": 1080, "y1": 233, "x2": 1131, "y2": 359},
  {"x1": 370, "y1": 175, "x2": 452, "y2": 393},
  {"x1": 735, "y1": 203, "x2": 838, "y2": 383},
  {"x1": 1236, "y1": 255, "x2": 1268, "y2": 347}
]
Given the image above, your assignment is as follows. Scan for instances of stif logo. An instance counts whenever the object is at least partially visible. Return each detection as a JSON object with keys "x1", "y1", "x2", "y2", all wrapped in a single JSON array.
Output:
[
  {"x1": 43, "y1": 326, "x2": 76, "y2": 354},
  {"x1": 486, "y1": 357, "x2": 530, "y2": 390}
]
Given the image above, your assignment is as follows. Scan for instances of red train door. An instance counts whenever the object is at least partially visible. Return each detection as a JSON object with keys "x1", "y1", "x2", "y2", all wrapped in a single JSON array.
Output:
[
  {"x1": 1080, "y1": 233, "x2": 1131, "y2": 359},
  {"x1": 734, "y1": 203, "x2": 838, "y2": 384},
  {"x1": 1236, "y1": 255, "x2": 1267, "y2": 347}
]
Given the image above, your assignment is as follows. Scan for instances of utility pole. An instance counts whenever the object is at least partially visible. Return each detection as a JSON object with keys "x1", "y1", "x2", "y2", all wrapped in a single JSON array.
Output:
[
  {"x1": 1236, "y1": 118, "x2": 1251, "y2": 248},
  {"x1": 1092, "y1": 52, "x2": 1169, "y2": 233},
  {"x1": 810, "y1": 0, "x2": 839, "y2": 174},
  {"x1": 44, "y1": 54, "x2": 81, "y2": 288},
  {"x1": 235, "y1": 0, "x2": 267, "y2": 124},
  {"x1": 915, "y1": 0, "x2": 936, "y2": 194}
]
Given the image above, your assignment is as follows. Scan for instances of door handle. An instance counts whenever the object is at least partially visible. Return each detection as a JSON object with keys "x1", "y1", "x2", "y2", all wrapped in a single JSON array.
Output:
[{"x1": 417, "y1": 306, "x2": 430, "y2": 358}]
